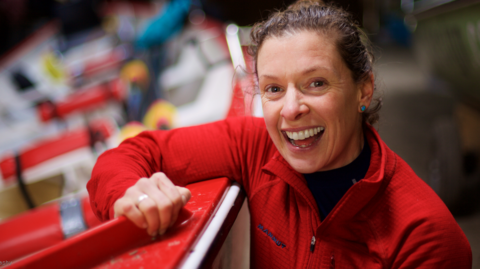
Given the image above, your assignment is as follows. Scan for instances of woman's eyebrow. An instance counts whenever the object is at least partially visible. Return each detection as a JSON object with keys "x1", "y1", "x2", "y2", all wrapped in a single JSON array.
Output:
[
  {"x1": 259, "y1": 74, "x2": 280, "y2": 80},
  {"x1": 259, "y1": 66, "x2": 337, "y2": 80},
  {"x1": 301, "y1": 66, "x2": 336, "y2": 76}
]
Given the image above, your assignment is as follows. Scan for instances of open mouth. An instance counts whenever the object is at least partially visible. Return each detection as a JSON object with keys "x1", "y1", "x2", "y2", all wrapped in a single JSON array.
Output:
[{"x1": 282, "y1": 127, "x2": 324, "y2": 148}]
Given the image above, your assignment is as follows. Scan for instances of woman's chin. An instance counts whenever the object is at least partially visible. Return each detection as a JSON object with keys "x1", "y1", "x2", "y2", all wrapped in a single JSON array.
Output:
[
  {"x1": 280, "y1": 138, "x2": 326, "y2": 173},
  {"x1": 285, "y1": 158, "x2": 323, "y2": 174}
]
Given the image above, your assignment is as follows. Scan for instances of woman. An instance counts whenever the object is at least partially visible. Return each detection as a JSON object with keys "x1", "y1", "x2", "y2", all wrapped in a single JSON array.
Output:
[{"x1": 88, "y1": 1, "x2": 472, "y2": 268}]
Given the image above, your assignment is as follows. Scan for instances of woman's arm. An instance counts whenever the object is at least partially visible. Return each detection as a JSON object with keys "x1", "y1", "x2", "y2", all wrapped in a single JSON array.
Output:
[
  {"x1": 391, "y1": 217, "x2": 472, "y2": 268},
  {"x1": 87, "y1": 116, "x2": 269, "y2": 231}
]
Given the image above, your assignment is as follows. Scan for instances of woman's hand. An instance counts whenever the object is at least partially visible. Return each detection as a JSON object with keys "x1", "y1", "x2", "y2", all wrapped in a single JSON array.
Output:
[{"x1": 113, "y1": 172, "x2": 191, "y2": 236}]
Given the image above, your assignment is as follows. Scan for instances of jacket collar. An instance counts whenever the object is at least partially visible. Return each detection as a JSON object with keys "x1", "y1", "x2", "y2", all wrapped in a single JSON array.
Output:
[
  {"x1": 262, "y1": 124, "x2": 396, "y2": 227},
  {"x1": 263, "y1": 150, "x2": 319, "y2": 217}
]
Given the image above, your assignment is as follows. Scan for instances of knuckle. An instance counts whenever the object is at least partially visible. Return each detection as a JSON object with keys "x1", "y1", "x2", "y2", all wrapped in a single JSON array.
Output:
[
  {"x1": 158, "y1": 200, "x2": 173, "y2": 217},
  {"x1": 143, "y1": 201, "x2": 157, "y2": 214},
  {"x1": 159, "y1": 175, "x2": 172, "y2": 183},
  {"x1": 137, "y1": 180, "x2": 149, "y2": 189},
  {"x1": 154, "y1": 172, "x2": 166, "y2": 177},
  {"x1": 158, "y1": 176, "x2": 173, "y2": 186},
  {"x1": 137, "y1": 177, "x2": 155, "y2": 189},
  {"x1": 171, "y1": 195, "x2": 183, "y2": 208},
  {"x1": 162, "y1": 200, "x2": 173, "y2": 211},
  {"x1": 152, "y1": 172, "x2": 166, "y2": 181},
  {"x1": 122, "y1": 202, "x2": 135, "y2": 213},
  {"x1": 159, "y1": 180, "x2": 176, "y2": 194},
  {"x1": 137, "y1": 177, "x2": 149, "y2": 184},
  {"x1": 167, "y1": 184, "x2": 177, "y2": 193},
  {"x1": 125, "y1": 187, "x2": 136, "y2": 196}
]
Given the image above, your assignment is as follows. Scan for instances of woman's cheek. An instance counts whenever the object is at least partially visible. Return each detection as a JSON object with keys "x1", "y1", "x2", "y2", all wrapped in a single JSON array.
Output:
[{"x1": 262, "y1": 99, "x2": 280, "y2": 118}]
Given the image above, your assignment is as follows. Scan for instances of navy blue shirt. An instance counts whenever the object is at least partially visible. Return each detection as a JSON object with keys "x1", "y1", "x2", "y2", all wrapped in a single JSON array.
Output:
[{"x1": 304, "y1": 139, "x2": 371, "y2": 220}]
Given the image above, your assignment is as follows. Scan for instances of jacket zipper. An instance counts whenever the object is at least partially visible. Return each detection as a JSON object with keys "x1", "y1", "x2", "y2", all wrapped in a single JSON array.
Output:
[
  {"x1": 310, "y1": 235, "x2": 316, "y2": 252},
  {"x1": 306, "y1": 196, "x2": 320, "y2": 268},
  {"x1": 281, "y1": 174, "x2": 320, "y2": 268},
  {"x1": 306, "y1": 234, "x2": 316, "y2": 268}
]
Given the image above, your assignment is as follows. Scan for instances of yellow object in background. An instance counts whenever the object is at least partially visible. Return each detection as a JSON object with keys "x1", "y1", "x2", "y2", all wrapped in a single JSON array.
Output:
[
  {"x1": 118, "y1": 122, "x2": 147, "y2": 142},
  {"x1": 43, "y1": 52, "x2": 65, "y2": 81},
  {"x1": 143, "y1": 100, "x2": 177, "y2": 130},
  {"x1": 120, "y1": 60, "x2": 150, "y2": 91},
  {"x1": 119, "y1": 100, "x2": 177, "y2": 143}
]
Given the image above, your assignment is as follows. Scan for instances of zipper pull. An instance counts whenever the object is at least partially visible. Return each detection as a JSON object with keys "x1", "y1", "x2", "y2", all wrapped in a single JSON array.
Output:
[{"x1": 310, "y1": 235, "x2": 316, "y2": 252}]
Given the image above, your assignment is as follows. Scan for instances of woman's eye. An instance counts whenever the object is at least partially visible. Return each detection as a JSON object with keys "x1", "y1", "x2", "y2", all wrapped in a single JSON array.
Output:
[
  {"x1": 310, "y1": 81, "x2": 324, "y2": 87},
  {"x1": 267, "y1": 86, "x2": 282, "y2": 93}
]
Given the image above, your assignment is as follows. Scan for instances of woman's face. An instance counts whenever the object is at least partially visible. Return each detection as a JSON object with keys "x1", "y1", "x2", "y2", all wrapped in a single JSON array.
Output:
[{"x1": 257, "y1": 31, "x2": 373, "y2": 173}]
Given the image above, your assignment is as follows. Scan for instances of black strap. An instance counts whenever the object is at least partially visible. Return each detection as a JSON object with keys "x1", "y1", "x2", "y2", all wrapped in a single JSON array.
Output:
[{"x1": 15, "y1": 154, "x2": 35, "y2": 209}]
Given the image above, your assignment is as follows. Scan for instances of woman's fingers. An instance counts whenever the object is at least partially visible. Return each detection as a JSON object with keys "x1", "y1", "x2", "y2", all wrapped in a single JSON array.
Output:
[
  {"x1": 176, "y1": 186, "x2": 192, "y2": 206},
  {"x1": 142, "y1": 188, "x2": 173, "y2": 235},
  {"x1": 113, "y1": 173, "x2": 192, "y2": 236},
  {"x1": 113, "y1": 196, "x2": 147, "y2": 229},
  {"x1": 137, "y1": 195, "x2": 161, "y2": 236},
  {"x1": 152, "y1": 173, "x2": 184, "y2": 230},
  {"x1": 135, "y1": 177, "x2": 165, "y2": 235}
]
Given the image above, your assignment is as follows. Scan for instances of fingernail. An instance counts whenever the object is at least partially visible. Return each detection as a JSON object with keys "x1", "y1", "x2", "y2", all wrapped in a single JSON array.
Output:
[
  {"x1": 142, "y1": 223, "x2": 148, "y2": 229},
  {"x1": 150, "y1": 231, "x2": 157, "y2": 237},
  {"x1": 159, "y1": 228, "x2": 166, "y2": 235},
  {"x1": 181, "y1": 194, "x2": 187, "y2": 205}
]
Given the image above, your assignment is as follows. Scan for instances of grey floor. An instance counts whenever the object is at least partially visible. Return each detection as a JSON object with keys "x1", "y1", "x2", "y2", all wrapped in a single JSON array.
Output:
[{"x1": 375, "y1": 45, "x2": 480, "y2": 268}]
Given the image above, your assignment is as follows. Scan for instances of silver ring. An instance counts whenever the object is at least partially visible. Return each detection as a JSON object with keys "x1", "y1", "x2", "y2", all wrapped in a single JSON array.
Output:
[{"x1": 137, "y1": 194, "x2": 149, "y2": 204}]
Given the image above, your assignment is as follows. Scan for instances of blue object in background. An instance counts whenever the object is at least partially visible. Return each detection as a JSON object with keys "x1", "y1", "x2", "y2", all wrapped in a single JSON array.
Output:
[
  {"x1": 384, "y1": 13, "x2": 412, "y2": 47},
  {"x1": 136, "y1": 0, "x2": 191, "y2": 49}
]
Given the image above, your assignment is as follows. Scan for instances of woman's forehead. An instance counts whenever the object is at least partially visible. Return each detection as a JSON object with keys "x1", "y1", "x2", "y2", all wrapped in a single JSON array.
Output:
[{"x1": 256, "y1": 31, "x2": 345, "y2": 78}]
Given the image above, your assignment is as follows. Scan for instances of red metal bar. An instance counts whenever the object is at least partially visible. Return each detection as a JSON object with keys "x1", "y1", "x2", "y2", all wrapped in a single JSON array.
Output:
[
  {"x1": 0, "y1": 196, "x2": 104, "y2": 262},
  {"x1": 7, "y1": 178, "x2": 231, "y2": 269},
  {"x1": 0, "y1": 119, "x2": 116, "y2": 182},
  {"x1": 0, "y1": 203, "x2": 63, "y2": 261},
  {"x1": 37, "y1": 78, "x2": 127, "y2": 122}
]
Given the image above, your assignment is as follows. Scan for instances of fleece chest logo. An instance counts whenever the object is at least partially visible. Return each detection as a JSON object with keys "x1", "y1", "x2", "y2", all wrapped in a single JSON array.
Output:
[{"x1": 258, "y1": 224, "x2": 286, "y2": 248}]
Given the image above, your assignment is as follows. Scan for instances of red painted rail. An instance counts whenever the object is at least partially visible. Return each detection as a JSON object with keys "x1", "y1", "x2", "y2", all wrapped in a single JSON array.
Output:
[
  {"x1": 6, "y1": 177, "x2": 231, "y2": 269},
  {"x1": 0, "y1": 119, "x2": 116, "y2": 183},
  {"x1": 37, "y1": 78, "x2": 127, "y2": 122}
]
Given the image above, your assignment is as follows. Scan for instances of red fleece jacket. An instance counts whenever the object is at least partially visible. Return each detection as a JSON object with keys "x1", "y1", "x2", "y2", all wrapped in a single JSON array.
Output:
[{"x1": 88, "y1": 116, "x2": 472, "y2": 268}]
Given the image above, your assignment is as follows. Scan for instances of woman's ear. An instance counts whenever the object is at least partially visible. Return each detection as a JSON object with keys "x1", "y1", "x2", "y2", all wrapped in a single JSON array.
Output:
[{"x1": 357, "y1": 72, "x2": 374, "y2": 108}]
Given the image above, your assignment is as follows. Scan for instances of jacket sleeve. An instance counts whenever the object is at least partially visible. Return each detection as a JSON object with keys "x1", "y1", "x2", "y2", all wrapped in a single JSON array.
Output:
[
  {"x1": 87, "y1": 116, "x2": 272, "y2": 221},
  {"x1": 385, "y1": 171, "x2": 473, "y2": 268},
  {"x1": 390, "y1": 214, "x2": 472, "y2": 268}
]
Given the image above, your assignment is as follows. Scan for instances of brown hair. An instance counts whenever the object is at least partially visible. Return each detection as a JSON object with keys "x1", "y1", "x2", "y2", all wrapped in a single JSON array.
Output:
[{"x1": 248, "y1": 0, "x2": 381, "y2": 125}]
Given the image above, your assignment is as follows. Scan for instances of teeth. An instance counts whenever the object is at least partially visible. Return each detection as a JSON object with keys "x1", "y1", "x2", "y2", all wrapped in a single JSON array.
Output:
[{"x1": 285, "y1": 127, "x2": 324, "y2": 141}]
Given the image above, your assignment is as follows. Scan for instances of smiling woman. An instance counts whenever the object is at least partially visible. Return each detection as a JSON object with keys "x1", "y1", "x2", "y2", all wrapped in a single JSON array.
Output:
[
  {"x1": 87, "y1": 0, "x2": 472, "y2": 268},
  {"x1": 257, "y1": 31, "x2": 370, "y2": 173}
]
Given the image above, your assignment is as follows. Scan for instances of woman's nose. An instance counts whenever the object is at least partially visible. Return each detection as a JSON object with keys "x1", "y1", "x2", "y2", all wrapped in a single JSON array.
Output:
[{"x1": 280, "y1": 88, "x2": 309, "y2": 121}]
